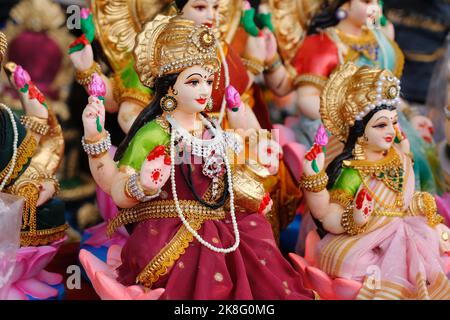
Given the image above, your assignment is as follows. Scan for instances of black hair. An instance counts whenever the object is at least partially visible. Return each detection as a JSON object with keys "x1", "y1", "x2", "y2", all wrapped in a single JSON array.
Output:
[
  {"x1": 175, "y1": 0, "x2": 189, "y2": 12},
  {"x1": 114, "y1": 73, "x2": 179, "y2": 162},
  {"x1": 307, "y1": 0, "x2": 350, "y2": 35}
]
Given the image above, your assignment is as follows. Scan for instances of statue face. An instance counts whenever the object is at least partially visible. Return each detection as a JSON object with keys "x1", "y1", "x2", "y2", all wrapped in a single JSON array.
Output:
[
  {"x1": 181, "y1": 0, "x2": 219, "y2": 28},
  {"x1": 171, "y1": 65, "x2": 214, "y2": 114},
  {"x1": 344, "y1": 0, "x2": 379, "y2": 28},
  {"x1": 364, "y1": 109, "x2": 398, "y2": 153}
]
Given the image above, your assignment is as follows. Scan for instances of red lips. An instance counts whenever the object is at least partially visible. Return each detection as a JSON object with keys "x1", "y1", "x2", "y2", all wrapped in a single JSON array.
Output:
[
  {"x1": 385, "y1": 136, "x2": 393, "y2": 143},
  {"x1": 203, "y1": 22, "x2": 213, "y2": 28},
  {"x1": 196, "y1": 98, "x2": 207, "y2": 105}
]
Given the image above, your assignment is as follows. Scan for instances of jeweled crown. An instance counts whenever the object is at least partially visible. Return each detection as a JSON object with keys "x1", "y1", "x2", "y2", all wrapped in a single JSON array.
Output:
[{"x1": 134, "y1": 16, "x2": 220, "y2": 88}]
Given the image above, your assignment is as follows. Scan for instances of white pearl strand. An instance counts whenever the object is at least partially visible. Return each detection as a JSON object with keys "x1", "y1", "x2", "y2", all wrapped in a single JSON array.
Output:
[
  {"x1": 0, "y1": 103, "x2": 19, "y2": 191},
  {"x1": 168, "y1": 114, "x2": 240, "y2": 253}
]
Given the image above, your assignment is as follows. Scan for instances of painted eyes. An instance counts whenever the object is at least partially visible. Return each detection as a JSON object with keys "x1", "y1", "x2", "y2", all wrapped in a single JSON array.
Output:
[
  {"x1": 194, "y1": 5, "x2": 207, "y2": 11},
  {"x1": 186, "y1": 80, "x2": 200, "y2": 86},
  {"x1": 207, "y1": 80, "x2": 213, "y2": 86}
]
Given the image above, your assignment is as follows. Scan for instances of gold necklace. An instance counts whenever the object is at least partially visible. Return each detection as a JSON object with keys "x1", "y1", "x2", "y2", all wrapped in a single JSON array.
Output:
[
  {"x1": 333, "y1": 27, "x2": 380, "y2": 64},
  {"x1": 346, "y1": 148, "x2": 408, "y2": 212}
]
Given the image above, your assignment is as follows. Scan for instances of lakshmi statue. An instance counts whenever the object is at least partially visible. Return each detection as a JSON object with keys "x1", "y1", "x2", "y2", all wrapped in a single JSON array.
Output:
[
  {"x1": 1, "y1": 0, "x2": 97, "y2": 240},
  {"x1": 294, "y1": 62, "x2": 450, "y2": 300},
  {"x1": 70, "y1": 0, "x2": 301, "y2": 243},
  {"x1": 270, "y1": 0, "x2": 443, "y2": 194},
  {"x1": 0, "y1": 31, "x2": 68, "y2": 299},
  {"x1": 79, "y1": 17, "x2": 313, "y2": 300}
]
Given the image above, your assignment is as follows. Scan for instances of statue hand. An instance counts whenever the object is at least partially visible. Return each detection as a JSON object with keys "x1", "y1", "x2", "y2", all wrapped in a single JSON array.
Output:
[
  {"x1": 36, "y1": 181, "x2": 56, "y2": 207},
  {"x1": 5, "y1": 63, "x2": 48, "y2": 119},
  {"x1": 82, "y1": 96, "x2": 105, "y2": 142},
  {"x1": 302, "y1": 144, "x2": 325, "y2": 177},
  {"x1": 352, "y1": 188, "x2": 374, "y2": 226},
  {"x1": 69, "y1": 44, "x2": 94, "y2": 72},
  {"x1": 262, "y1": 28, "x2": 278, "y2": 64},
  {"x1": 140, "y1": 146, "x2": 171, "y2": 193},
  {"x1": 257, "y1": 137, "x2": 282, "y2": 175},
  {"x1": 244, "y1": 34, "x2": 266, "y2": 63},
  {"x1": 410, "y1": 115, "x2": 434, "y2": 144}
]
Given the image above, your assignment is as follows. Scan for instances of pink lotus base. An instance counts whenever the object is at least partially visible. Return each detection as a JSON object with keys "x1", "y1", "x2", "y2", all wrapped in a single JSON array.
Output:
[
  {"x1": 289, "y1": 231, "x2": 362, "y2": 300},
  {"x1": 79, "y1": 245, "x2": 165, "y2": 300},
  {"x1": 1, "y1": 238, "x2": 66, "y2": 300}
]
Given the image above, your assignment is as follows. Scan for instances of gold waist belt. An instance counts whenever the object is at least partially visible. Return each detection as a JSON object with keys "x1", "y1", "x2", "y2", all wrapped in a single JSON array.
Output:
[
  {"x1": 372, "y1": 210, "x2": 405, "y2": 218},
  {"x1": 107, "y1": 199, "x2": 225, "y2": 237}
]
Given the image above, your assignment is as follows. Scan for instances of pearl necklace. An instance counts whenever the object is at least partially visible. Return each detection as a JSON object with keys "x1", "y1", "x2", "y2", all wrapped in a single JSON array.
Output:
[
  {"x1": 167, "y1": 114, "x2": 240, "y2": 253},
  {"x1": 0, "y1": 104, "x2": 19, "y2": 191}
]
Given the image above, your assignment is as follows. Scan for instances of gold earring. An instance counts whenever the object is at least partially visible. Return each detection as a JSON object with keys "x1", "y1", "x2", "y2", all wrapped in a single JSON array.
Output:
[
  {"x1": 160, "y1": 95, "x2": 177, "y2": 112},
  {"x1": 353, "y1": 136, "x2": 366, "y2": 160},
  {"x1": 205, "y1": 98, "x2": 213, "y2": 112}
]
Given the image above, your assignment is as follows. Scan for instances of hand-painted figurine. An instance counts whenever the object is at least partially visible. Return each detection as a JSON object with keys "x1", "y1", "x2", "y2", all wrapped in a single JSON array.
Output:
[
  {"x1": 0, "y1": 31, "x2": 68, "y2": 300},
  {"x1": 70, "y1": 0, "x2": 301, "y2": 247},
  {"x1": 270, "y1": 0, "x2": 444, "y2": 194},
  {"x1": 78, "y1": 17, "x2": 313, "y2": 300},
  {"x1": 294, "y1": 62, "x2": 450, "y2": 300}
]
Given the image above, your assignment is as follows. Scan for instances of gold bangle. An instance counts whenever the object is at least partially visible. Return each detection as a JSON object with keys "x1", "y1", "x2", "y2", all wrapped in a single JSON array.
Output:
[
  {"x1": 340, "y1": 205, "x2": 368, "y2": 236},
  {"x1": 75, "y1": 61, "x2": 102, "y2": 86},
  {"x1": 242, "y1": 55, "x2": 264, "y2": 76},
  {"x1": 299, "y1": 171, "x2": 329, "y2": 193},
  {"x1": 264, "y1": 53, "x2": 282, "y2": 74},
  {"x1": 20, "y1": 115, "x2": 49, "y2": 136}
]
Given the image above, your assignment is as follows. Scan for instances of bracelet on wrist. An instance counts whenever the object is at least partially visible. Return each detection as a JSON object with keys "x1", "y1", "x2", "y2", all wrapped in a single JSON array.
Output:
[
  {"x1": 299, "y1": 170, "x2": 328, "y2": 193},
  {"x1": 125, "y1": 172, "x2": 161, "y2": 202},
  {"x1": 75, "y1": 61, "x2": 102, "y2": 86},
  {"x1": 20, "y1": 115, "x2": 50, "y2": 136},
  {"x1": 81, "y1": 131, "x2": 111, "y2": 157}
]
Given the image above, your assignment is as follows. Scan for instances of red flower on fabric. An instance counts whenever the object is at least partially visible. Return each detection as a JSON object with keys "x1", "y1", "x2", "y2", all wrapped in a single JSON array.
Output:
[{"x1": 147, "y1": 145, "x2": 166, "y2": 162}]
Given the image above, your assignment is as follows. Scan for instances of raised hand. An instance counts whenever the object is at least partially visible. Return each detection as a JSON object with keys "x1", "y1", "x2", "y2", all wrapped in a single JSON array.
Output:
[
  {"x1": 69, "y1": 44, "x2": 94, "y2": 72},
  {"x1": 244, "y1": 34, "x2": 267, "y2": 63},
  {"x1": 410, "y1": 115, "x2": 434, "y2": 144},
  {"x1": 262, "y1": 28, "x2": 278, "y2": 64},
  {"x1": 139, "y1": 146, "x2": 171, "y2": 194},
  {"x1": 302, "y1": 124, "x2": 328, "y2": 176},
  {"x1": 4, "y1": 63, "x2": 48, "y2": 119},
  {"x1": 352, "y1": 188, "x2": 374, "y2": 226},
  {"x1": 257, "y1": 137, "x2": 282, "y2": 175},
  {"x1": 36, "y1": 181, "x2": 56, "y2": 207},
  {"x1": 82, "y1": 96, "x2": 105, "y2": 142}
]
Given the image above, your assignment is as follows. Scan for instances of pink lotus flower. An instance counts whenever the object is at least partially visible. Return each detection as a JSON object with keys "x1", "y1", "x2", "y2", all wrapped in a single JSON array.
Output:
[
  {"x1": 225, "y1": 85, "x2": 241, "y2": 112},
  {"x1": 289, "y1": 230, "x2": 362, "y2": 300},
  {"x1": 80, "y1": 8, "x2": 91, "y2": 20},
  {"x1": 79, "y1": 246, "x2": 165, "y2": 300},
  {"x1": 314, "y1": 124, "x2": 328, "y2": 147},
  {"x1": 13, "y1": 65, "x2": 31, "y2": 90},
  {"x1": 88, "y1": 73, "x2": 106, "y2": 97},
  {"x1": 1, "y1": 239, "x2": 65, "y2": 300}
]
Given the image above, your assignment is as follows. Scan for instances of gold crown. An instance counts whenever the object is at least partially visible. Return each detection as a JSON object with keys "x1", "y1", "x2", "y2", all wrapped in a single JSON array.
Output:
[
  {"x1": 320, "y1": 62, "x2": 401, "y2": 143},
  {"x1": 134, "y1": 16, "x2": 220, "y2": 88}
]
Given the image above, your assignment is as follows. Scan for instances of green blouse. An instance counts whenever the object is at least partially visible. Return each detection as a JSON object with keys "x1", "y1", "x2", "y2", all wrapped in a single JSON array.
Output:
[{"x1": 118, "y1": 119, "x2": 170, "y2": 171}]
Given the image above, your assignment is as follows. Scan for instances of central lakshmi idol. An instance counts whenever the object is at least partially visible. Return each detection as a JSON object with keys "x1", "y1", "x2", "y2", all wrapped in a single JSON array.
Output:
[{"x1": 78, "y1": 17, "x2": 313, "y2": 300}]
